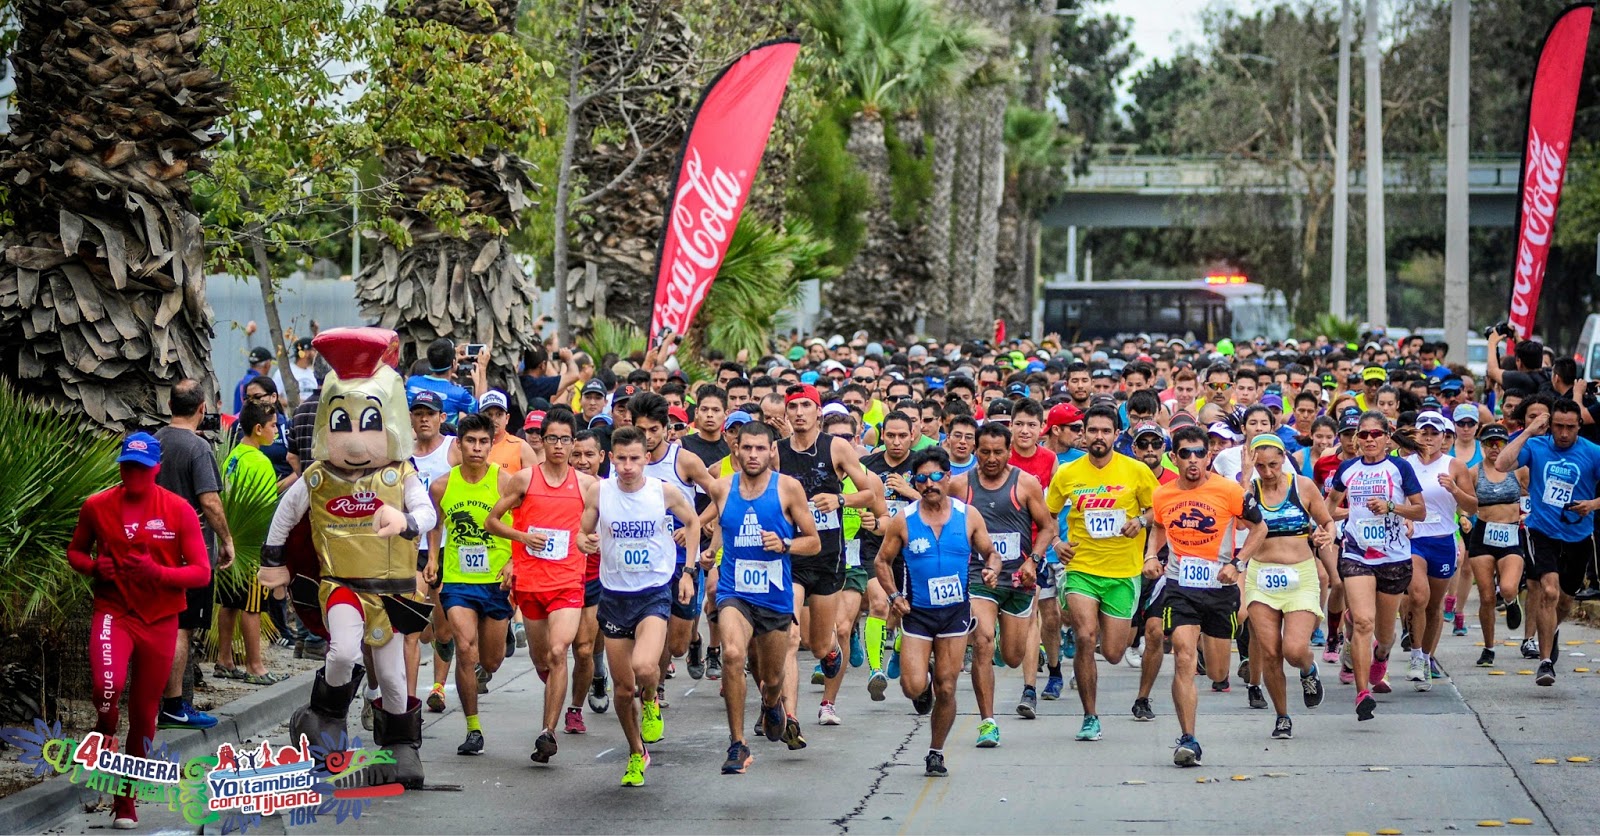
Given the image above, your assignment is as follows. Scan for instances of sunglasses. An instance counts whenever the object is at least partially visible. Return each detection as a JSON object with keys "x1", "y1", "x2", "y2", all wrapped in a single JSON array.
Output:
[
  {"x1": 1135, "y1": 439, "x2": 1165, "y2": 450},
  {"x1": 1066, "y1": 423, "x2": 1084, "y2": 432},
  {"x1": 1207, "y1": 382, "x2": 1230, "y2": 391},
  {"x1": 670, "y1": 422, "x2": 689, "y2": 433},
  {"x1": 1356, "y1": 429, "x2": 1388, "y2": 440},
  {"x1": 1175, "y1": 447, "x2": 1208, "y2": 460},
  {"x1": 911, "y1": 471, "x2": 948, "y2": 486}
]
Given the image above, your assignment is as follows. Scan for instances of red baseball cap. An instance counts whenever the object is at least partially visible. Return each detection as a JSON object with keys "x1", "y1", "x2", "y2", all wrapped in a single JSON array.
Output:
[
  {"x1": 523, "y1": 410, "x2": 546, "y2": 431},
  {"x1": 784, "y1": 384, "x2": 822, "y2": 406},
  {"x1": 668, "y1": 405, "x2": 690, "y2": 425},
  {"x1": 1046, "y1": 402, "x2": 1084, "y2": 428}
]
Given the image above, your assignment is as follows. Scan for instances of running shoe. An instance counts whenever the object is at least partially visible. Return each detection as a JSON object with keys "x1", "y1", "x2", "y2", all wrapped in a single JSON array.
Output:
[
  {"x1": 157, "y1": 701, "x2": 218, "y2": 730},
  {"x1": 1271, "y1": 715, "x2": 1293, "y2": 739},
  {"x1": 1211, "y1": 678, "x2": 1232, "y2": 694},
  {"x1": 722, "y1": 740, "x2": 752, "y2": 774},
  {"x1": 1173, "y1": 734, "x2": 1202, "y2": 767},
  {"x1": 427, "y1": 684, "x2": 447, "y2": 713},
  {"x1": 564, "y1": 706, "x2": 586, "y2": 734},
  {"x1": 924, "y1": 750, "x2": 948, "y2": 777},
  {"x1": 1429, "y1": 655, "x2": 1447, "y2": 679},
  {"x1": 811, "y1": 663, "x2": 824, "y2": 685},
  {"x1": 782, "y1": 715, "x2": 807, "y2": 750},
  {"x1": 912, "y1": 684, "x2": 934, "y2": 716},
  {"x1": 666, "y1": 661, "x2": 675, "y2": 679},
  {"x1": 457, "y1": 729, "x2": 484, "y2": 756},
  {"x1": 976, "y1": 719, "x2": 1000, "y2": 748},
  {"x1": 1323, "y1": 631, "x2": 1342, "y2": 664},
  {"x1": 1062, "y1": 627, "x2": 1076, "y2": 659},
  {"x1": 1504, "y1": 599, "x2": 1523, "y2": 631},
  {"x1": 513, "y1": 621, "x2": 527, "y2": 648},
  {"x1": 1443, "y1": 594, "x2": 1457, "y2": 622},
  {"x1": 621, "y1": 752, "x2": 646, "y2": 787},
  {"x1": 1311, "y1": 626, "x2": 1326, "y2": 647},
  {"x1": 886, "y1": 649, "x2": 901, "y2": 680},
  {"x1": 1075, "y1": 715, "x2": 1103, "y2": 741},
  {"x1": 1356, "y1": 689, "x2": 1376, "y2": 721},
  {"x1": 821, "y1": 648, "x2": 844, "y2": 679},
  {"x1": 1452, "y1": 613, "x2": 1468, "y2": 636},
  {"x1": 1407, "y1": 650, "x2": 1428, "y2": 686},
  {"x1": 688, "y1": 639, "x2": 705, "y2": 680},
  {"x1": 1552, "y1": 631, "x2": 1561, "y2": 661},
  {"x1": 1401, "y1": 624, "x2": 1414, "y2": 652},
  {"x1": 656, "y1": 685, "x2": 669, "y2": 709},
  {"x1": 761, "y1": 701, "x2": 785, "y2": 742},
  {"x1": 818, "y1": 701, "x2": 841, "y2": 726},
  {"x1": 1520, "y1": 636, "x2": 1539, "y2": 659},
  {"x1": 1042, "y1": 675, "x2": 1064, "y2": 700},
  {"x1": 641, "y1": 700, "x2": 664, "y2": 744},
  {"x1": 1476, "y1": 648, "x2": 1496, "y2": 667},
  {"x1": 1536, "y1": 659, "x2": 1556, "y2": 687},
  {"x1": 530, "y1": 730, "x2": 558, "y2": 764},
  {"x1": 1195, "y1": 653, "x2": 1207, "y2": 677},
  {"x1": 706, "y1": 647, "x2": 723, "y2": 680},
  {"x1": 1238, "y1": 658, "x2": 1251, "y2": 682},
  {"x1": 1371, "y1": 659, "x2": 1391, "y2": 694},
  {"x1": 476, "y1": 663, "x2": 491, "y2": 694},
  {"x1": 361, "y1": 695, "x2": 374, "y2": 731},
  {"x1": 867, "y1": 669, "x2": 888, "y2": 701},
  {"x1": 1017, "y1": 685, "x2": 1037, "y2": 719},
  {"x1": 850, "y1": 629, "x2": 866, "y2": 668},
  {"x1": 1247, "y1": 684, "x2": 1267, "y2": 709},
  {"x1": 1124, "y1": 644, "x2": 1143, "y2": 668},
  {"x1": 1301, "y1": 667, "x2": 1324, "y2": 708},
  {"x1": 589, "y1": 676, "x2": 610, "y2": 713},
  {"x1": 962, "y1": 645, "x2": 973, "y2": 673},
  {"x1": 1132, "y1": 697, "x2": 1155, "y2": 721}
]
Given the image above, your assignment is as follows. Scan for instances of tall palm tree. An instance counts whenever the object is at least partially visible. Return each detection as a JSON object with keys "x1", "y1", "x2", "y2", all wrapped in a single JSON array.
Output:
[
  {"x1": 801, "y1": 0, "x2": 995, "y2": 337},
  {"x1": 944, "y1": 0, "x2": 1012, "y2": 338},
  {"x1": 0, "y1": 0, "x2": 229, "y2": 430}
]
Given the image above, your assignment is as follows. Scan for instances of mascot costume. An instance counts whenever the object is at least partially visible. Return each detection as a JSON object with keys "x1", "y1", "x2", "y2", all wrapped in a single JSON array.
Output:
[{"x1": 258, "y1": 327, "x2": 435, "y2": 788}]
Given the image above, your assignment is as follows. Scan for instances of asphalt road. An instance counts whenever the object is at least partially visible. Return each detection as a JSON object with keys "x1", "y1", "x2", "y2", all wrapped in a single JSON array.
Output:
[{"x1": 42, "y1": 614, "x2": 1600, "y2": 835}]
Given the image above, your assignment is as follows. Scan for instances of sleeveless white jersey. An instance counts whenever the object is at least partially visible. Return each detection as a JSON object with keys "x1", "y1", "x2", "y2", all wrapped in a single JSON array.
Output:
[
  {"x1": 597, "y1": 478, "x2": 677, "y2": 592},
  {"x1": 1405, "y1": 453, "x2": 1459, "y2": 539}
]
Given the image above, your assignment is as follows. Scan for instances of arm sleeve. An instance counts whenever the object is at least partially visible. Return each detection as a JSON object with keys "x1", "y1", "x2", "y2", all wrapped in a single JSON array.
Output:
[
  {"x1": 1238, "y1": 487, "x2": 1263, "y2": 524},
  {"x1": 154, "y1": 508, "x2": 215, "y2": 589},
  {"x1": 66, "y1": 506, "x2": 98, "y2": 576},
  {"x1": 265, "y1": 478, "x2": 311, "y2": 548},
  {"x1": 404, "y1": 474, "x2": 437, "y2": 535},
  {"x1": 1516, "y1": 438, "x2": 1535, "y2": 470}
]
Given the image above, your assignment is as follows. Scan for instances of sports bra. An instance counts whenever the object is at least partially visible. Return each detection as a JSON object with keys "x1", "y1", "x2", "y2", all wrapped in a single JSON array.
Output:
[
  {"x1": 1254, "y1": 477, "x2": 1313, "y2": 538},
  {"x1": 1475, "y1": 464, "x2": 1521, "y2": 507}
]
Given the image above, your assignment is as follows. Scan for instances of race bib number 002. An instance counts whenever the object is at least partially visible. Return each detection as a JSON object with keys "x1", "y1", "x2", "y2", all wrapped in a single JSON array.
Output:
[
  {"x1": 618, "y1": 541, "x2": 653, "y2": 572},
  {"x1": 1084, "y1": 509, "x2": 1127, "y2": 540}
]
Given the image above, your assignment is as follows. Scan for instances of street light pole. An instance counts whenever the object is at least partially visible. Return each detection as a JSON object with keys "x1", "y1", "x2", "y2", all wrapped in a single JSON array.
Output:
[
  {"x1": 1444, "y1": 0, "x2": 1471, "y2": 362},
  {"x1": 1331, "y1": 0, "x2": 1352, "y2": 319},
  {"x1": 1363, "y1": 0, "x2": 1387, "y2": 327}
]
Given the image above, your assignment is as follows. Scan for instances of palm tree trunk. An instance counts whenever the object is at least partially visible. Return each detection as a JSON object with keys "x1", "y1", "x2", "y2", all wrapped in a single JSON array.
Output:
[
  {"x1": 924, "y1": 97, "x2": 958, "y2": 339},
  {"x1": 968, "y1": 85, "x2": 1006, "y2": 332},
  {"x1": 0, "y1": 0, "x2": 228, "y2": 430},
  {"x1": 824, "y1": 110, "x2": 919, "y2": 337},
  {"x1": 948, "y1": 92, "x2": 985, "y2": 335}
]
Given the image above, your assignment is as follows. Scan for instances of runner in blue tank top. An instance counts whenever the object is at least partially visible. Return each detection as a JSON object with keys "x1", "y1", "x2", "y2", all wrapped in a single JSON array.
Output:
[
  {"x1": 698, "y1": 421, "x2": 820, "y2": 773},
  {"x1": 875, "y1": 447, "x2": 1002, "y2": 778}
]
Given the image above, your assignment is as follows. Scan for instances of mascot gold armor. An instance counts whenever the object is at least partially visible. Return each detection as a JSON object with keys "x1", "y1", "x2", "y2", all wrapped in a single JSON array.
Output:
[{"x1": 258, "y1": 327, "x2": 435, "y2": 789}]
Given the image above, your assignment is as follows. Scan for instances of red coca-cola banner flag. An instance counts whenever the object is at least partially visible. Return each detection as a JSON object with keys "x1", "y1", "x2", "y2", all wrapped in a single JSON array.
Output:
[
  {"x1": 649, "y1": 40, "x2": 801, "y2": 340},
  {"x1": 1508, "y1": 3, "x2": 1594, "y2": 339}
]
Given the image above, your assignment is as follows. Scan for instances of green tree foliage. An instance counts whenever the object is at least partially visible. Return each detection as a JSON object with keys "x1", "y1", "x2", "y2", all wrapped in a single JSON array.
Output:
[
  {"x1": 1051, "y1": 0, "x2": 1135, "y2": 165},
  {"x1": 699, "y1": 216, "x2": 838, "y2": 360},
  {"x1": 787, "y1": 105, "x2": 871, "y2": 269}
]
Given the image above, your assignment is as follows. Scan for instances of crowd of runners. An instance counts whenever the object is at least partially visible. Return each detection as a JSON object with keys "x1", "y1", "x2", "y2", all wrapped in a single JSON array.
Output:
[{"x1": 75, "y1": 324, "x2": 1600, "y2": 798}]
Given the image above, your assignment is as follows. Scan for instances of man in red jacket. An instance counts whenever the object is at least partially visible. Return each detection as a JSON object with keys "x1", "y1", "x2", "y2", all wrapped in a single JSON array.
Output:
[{"x1": 67, "y1": 432, "x2": 212, "y2": 830}]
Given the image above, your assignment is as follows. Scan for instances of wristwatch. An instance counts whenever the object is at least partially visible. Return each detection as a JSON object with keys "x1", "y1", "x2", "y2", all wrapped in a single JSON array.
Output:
[
  {"x1": 1225, "y1": 557, "x2": 1241, "y2": 570},
  {"x1": 780, "y1": 537, "x2": 793, "y2": 554},
  {"x1": 887, "y1": 591, "x2": 906, "y2": 604}
]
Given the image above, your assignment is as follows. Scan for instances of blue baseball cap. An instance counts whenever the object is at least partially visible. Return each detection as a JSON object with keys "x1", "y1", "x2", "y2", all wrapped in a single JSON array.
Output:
[
  {"x1": 925, "y1": 375, "x2": 946, "y2": 390},
  {"x1": 724, "y1": 412, "x2": 753, "y2": 430},
  {"x1": 801, "y1": 371, "x2": 820, "y2": 385},
  {"x1": 118, "y1": 432, "x2": 162, "y2": 468},
  {"x1": 1438, "y1": 377, "x2": 1463, "y2": 393}
]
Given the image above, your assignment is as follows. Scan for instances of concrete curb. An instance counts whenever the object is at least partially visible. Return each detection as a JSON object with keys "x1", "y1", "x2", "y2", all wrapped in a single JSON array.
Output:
[{"x1": 0, "y1": 668, "x2": 317, "y2": 835}]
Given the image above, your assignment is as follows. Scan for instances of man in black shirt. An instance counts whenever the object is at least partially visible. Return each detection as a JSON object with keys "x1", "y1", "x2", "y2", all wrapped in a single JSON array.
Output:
[
  {"x1": 679, "y1": 386, "x2": 731, "y2": 679},
  {"x1": 1487, "y1": 330, "x2": 1553, "y2": 396}
]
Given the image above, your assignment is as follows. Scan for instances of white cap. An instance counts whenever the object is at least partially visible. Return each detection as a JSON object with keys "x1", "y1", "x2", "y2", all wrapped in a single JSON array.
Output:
[
  {"x1": 480, "y1": 390, "x2": 509, "y2": 411},
  {"x1": 1206, "y1": 421, "x2": 1242, "y2": 441}
]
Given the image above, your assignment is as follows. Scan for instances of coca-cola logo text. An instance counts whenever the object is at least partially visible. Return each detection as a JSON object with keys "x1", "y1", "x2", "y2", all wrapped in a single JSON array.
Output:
[
  {"x1": 326, "y1": 491, "x2": 381, "y2": 519},
  {"x1": 659, "y1": 148, "x2": 745, "y2": 334},
  {"x1": 1510, "y1": 129, "x2": 1567, "y2": 330}
]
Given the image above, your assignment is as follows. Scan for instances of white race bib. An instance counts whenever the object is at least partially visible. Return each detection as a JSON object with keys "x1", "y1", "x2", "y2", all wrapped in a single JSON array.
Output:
[
  {"x1": 1084, "y1": 508, "x2": 1127, "y2": 539},
  {"x1": 927, "y1": 573, "x2": 963, "y2": 607},
  {"x1": 1177, "y1": 555, "x2": 1222, "y2": 589},
  {"x1": 845, "y1": 539, "x2": 862, "y2": 568},
  {"x1": 617, "y1": 540, "x2": 654, "y2": 572},
  {"x1": 457, "y1": 545, "x2": 489, "y2": 575},
  {"x1": 528, "y1": 527, "x2": 570, "y2": 561},
  {"x1": 1352, "y1": 516, "x2": 1389, "y2": 549},
  {"x1": 1256, "y1": 564, "x2": 1299, "y2": 592},
  {"x1": 887, "y1": 499, "x2": 911, "y2": 517},
  {"x1": 1519, "y1": 496, "x2": 1532, "y2": 514},
  {"x1": 1543, "y1": 478, "x2": 1575, "y2": 508},
  {"x1": 1483, "y1": 522, "x2": 1520, "y2": 548},
  {"x1": 809, "y1": 502, "x2": 842, "y2": 531},
  {"x1": 734, "y1": 559, "x2": 783, "y2": 594},
  {"x1": 992, "y1": 532, "x2": 1022, "y2": 562}
]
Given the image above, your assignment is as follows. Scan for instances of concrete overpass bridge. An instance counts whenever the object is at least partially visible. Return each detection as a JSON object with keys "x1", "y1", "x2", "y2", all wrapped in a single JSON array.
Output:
[{"x1": 1043, "y1": 154, "x2": 1521, "y2": 229}]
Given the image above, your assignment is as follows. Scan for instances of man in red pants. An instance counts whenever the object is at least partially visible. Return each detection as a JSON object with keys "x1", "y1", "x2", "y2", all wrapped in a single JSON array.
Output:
[{"x1": 67, "y1": 432, "x2": 212, "y2": 830}]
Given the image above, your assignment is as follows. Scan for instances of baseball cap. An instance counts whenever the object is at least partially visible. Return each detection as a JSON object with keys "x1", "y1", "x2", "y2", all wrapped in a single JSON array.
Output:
[
  {"x1": 820, "y1": 359, "x2": 846, "y2": 374},
  {"x1": 1217, "y1": 338, "x2": 1235, "y2": 356},
  {"x1": 724, "y1": 411, "x2": 753, "y2": 430},
  {"x1": 787, "y1": 346, "x2": 806, "y2": 361},
  {"x1": 1438, "y1": 377, "x2": 1463, "y2": 393},
  {"x1": 410, "y1": 390, "x2": 444, "y2": 412},
  {"x1": 785, "y1": 384, "x2": 822, "y2": 406},
  {"x1": 800, "y1": 371, "x2": 820, "y2": 385},
  {"x1": 821, "y1": 402, "x2": 850, "y2": 419},
  {"x1": 1025, "y1": 360, "x2": 1046, "y2": 374},
  {"x1": 582, "y1": 379, "x2": 608, "y2": 397},
  {"x1": 479, "y1": 390, "x2": 509, "y2": 412},
  {"x1": 986, "y1": 398, "x2": 1014, "y2": 421},
  {"x1": 907, "y1": 345, "x2": 929, "y2": 360},
  {"x1": 1207, "y1": 421, "x2": 1242, "y2": 441},
  {"x1": 925, "y1": 375, "x2": 946, "y2": 390},
  {"x1": 1131, "y1": 422, "x2": 1165, "y2": 442},
  {"x1": 1006, "y1": 382, "x2": 1029, "y2": 398},
  {"x1": 1478, "y1": 423, "x2": 1510, "y2": 443},
  {"x1": 589, "y1": 414, "x2": 613, "y2": 428},
  {"x1": 1338, "y1": 409, "x2": 1362, "y2": 433},
  {"x1": 248, "y1": 346, "x2": 274, "y2": 364},
  {"x1": 1362, "y1": 366, "x2": 1388, "y2": 383},
  {"x1": 294, "y1": 337, "x2": 314, "y2": 352},
  {"x1": 614, "y1": 383, "x2": 639, "y2": 403},
  {"x1": 1046, "y1": 402, "x2": 1084, "y2": 428},
  {"x1": 1420, "y1": 396, "x2": 1443, "y2": 412},
  {"x1": 1452, "y1": 404, "x2": 1479, "y2": 424},
  {"x1": 523, "y1": 410, "x2": 546, "y2": 431},
  {"x1": 1260, "y1": 393, "x2": 1283, "y2": 411},
  {"x1": 1416, "y1": 411, "x2": 1454, "y2": 433},
  {"x1": 827, "y1": 334, "x2": 846, "y2": 349},
  {"x1": 668, "y1": 405, "x2": 690, "y2": 426},
  {"x1": 117, "y1": 432, "x2": 162, "y2": 468}
]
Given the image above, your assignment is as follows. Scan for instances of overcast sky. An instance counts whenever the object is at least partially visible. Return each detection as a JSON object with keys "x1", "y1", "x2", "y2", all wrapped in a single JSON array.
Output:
[{"x1": 1119, "y1": 0, "x2": 1251, "y2": 72}]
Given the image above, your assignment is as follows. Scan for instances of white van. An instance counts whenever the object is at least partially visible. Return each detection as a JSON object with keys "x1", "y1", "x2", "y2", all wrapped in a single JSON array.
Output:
[{"x1": 1576, "y1": 314, "x2": 1600, "y2": 376}]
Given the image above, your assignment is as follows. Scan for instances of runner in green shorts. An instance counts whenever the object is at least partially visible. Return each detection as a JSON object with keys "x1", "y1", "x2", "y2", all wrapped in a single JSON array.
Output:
[{"x1": 950, "y1": 424, "x2": 1057, "y2": 746}]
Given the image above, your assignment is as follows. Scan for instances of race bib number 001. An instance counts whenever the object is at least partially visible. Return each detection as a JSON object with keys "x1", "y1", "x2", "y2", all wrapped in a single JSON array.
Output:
[
  {"x1": 927, "y1": 573, "x2": 963, "y2": 607},
  {"x1": 1483, "y1": 522, "x2": 1519, "y2": 548},
  {"x1": 734, "y1": 559, "x2": 783, "y2": 594},
  {"x1": 527, "y1": 527, "x2": 570, "y2": 561},
  {"x1": 1255, "y1": 565, "x2": 1299, "y2": 592},
  {"x1": 1177, "y1": 555, "x2": 1221, "y2": 589},
  {"x1": 458, "y1": 545, "x2": 489, "y2": 574},
  {"x1": 1084, "y1": 509, "x2": 1127, "y2": 540}
]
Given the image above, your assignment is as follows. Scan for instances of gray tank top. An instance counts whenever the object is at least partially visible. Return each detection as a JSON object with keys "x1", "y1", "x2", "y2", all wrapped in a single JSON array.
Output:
[
  {"x1": 1475, "y1": 465, "x2": 1521, "y2": 507},
  {"x1": 965, "y1": 468, "x2": 1032, "y2": 586}
]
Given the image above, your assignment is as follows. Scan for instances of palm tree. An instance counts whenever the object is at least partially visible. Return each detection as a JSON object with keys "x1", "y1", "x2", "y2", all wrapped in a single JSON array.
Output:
[
  {"x1": 996, "y1": 104, "x2": 1071, "y2": 325},
  {"x1": 943, "y1": 0, "x2": 1012, "y2": 338},
  {"x1": 801, "y1": 0, "x2": 995, "y2": 338},
  {"x1": 696, "y1": 216, "x2": 838, "y2": 361},
  {"x1": 0, "y1": 0, "x2": 229, "y2": 430}
]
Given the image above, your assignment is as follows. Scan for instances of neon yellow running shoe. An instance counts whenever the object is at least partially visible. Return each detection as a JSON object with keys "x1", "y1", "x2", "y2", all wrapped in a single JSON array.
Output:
[
  {"x1": 641, "y1": 699, "x2": 664, "y2": 744},
  {"x1": 621, "y1": 752, "x2": 646, "y2": 787}
]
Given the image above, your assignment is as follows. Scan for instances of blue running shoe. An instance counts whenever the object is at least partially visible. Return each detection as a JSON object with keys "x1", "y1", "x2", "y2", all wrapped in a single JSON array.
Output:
[
  {"x1": 820, "y1": 648, "x2": 843, "y2": 679},
  {"x1": 1062, "y1": 627, "x2": 1076, "y2": 660},
  {"x1": 1311, "y1": 626, "x2": 1326, "y2": 647},
  {"x1": 1173, "y1": 734, "x2": 1202, "y2": 766},
  {"x1": 850, "y1": 630, "x2": 866, "y2": 668},
  {"x1": 158, "y1": 701, "x2": 218, "y2": 730},
  {"x1": 886, "y1": 650, "x2": 901, "y2": 680},
  {"x1": 1042, "y1": 675, "x2": 1064, "y2": 700},
  {"x1": 811, "y1": 663, "x2": 824, "y2": 685}
]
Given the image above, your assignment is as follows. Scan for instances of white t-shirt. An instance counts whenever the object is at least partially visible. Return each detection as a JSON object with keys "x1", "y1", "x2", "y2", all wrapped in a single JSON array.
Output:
[{"x1": 273, "y1": 363, "x2": 320, "y2": 398}]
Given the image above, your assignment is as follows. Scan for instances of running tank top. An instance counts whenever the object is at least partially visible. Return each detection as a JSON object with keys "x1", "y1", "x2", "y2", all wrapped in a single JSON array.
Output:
[
  {"x1": 511, "y1": 465, "x2": 585, "y2": 592},
  {"x1": 412, "y1": 436, "x2": 455, "y2": 493},
  {"x1": 645, "y1": 443, "x2": 695, "y2": 564},
  {"x1": 965, "y1": 468, "x2": 1032, "y2": 586},
  {"x1": 1460, "y1": 440, "x2": 1483, "y2": 470},
  {"x1": 1406, "y1": 453, "x2": 1459, "y2": 539},
  {"x1": 716, "y1": 473, "x2": 796, "y2": 614},
  {"x1": 596, "y1": 478, "x2": 676, "y2": 592},
  {"x1": 1253, "y1": 477, "x2": 1312, "y2": 538},
  {"x1": 902, "y1": 499, "x2": 972, "y2": 610},
  {"x1": 1475, "y1": 464, "x2": 1521, "y2": 507},
  {"x1": 780, "y1": 433, "x2": 844, "y2": 563},
  {"x1": 437, "y1": 464, "x2": 511, "y2": 584},
  {"x1": 488, "y1": 433, "x2": 524, "y2": 473}
]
